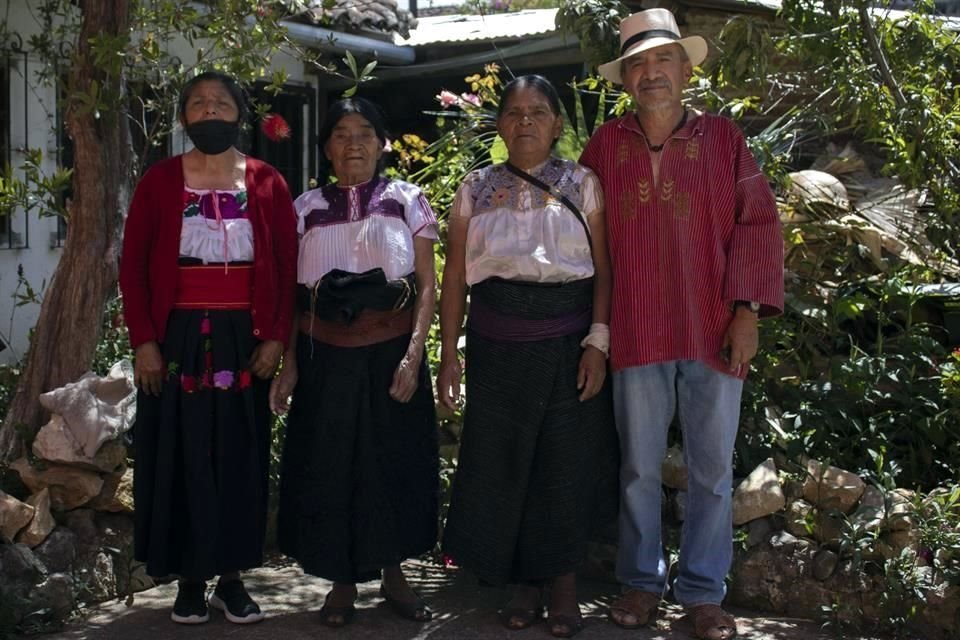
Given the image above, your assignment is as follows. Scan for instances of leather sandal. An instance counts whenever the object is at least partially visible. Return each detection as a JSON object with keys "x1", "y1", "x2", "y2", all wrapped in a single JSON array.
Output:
[
  {"x1": 608, "y1": 589, "x2": 660, "y2": 629},
  {"x1": 688, "y1": 604, "x2": 738, "y2": 640},
  {"x1": 379, "y1": 584, "x2": 433, "y2": 622},
  {"x1": 498, "y1": 605, "x2": 544, "y2": 630},
  {"x1": 546, "y1": 612, "x2": 584, "y2": 638}
]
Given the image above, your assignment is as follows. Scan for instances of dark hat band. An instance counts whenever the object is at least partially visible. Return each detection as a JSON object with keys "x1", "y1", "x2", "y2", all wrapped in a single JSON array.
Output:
[{"x1": 620, "y1": 29, "x2": 680, "y2": 55}]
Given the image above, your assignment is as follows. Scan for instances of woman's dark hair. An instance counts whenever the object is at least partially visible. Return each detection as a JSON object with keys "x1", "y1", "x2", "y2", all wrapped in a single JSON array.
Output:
[
  {"x1": 318, "y1": 97, "x2": 389, "y2": 172},
  {"x1": 497, "y1": 74, "x2": 562, "y2": 118},
  {"x1": 178, "y1": 71, "x2": 249, "y2": 122}
]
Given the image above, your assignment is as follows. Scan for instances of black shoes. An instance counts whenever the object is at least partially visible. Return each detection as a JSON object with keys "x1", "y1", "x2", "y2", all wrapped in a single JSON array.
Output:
[
  {"x1": 171, "y1": 581, "x2": 209, "y2": 624},
  {"x1": 208, "y1": 578, "x2": 265, "y2": 624}
]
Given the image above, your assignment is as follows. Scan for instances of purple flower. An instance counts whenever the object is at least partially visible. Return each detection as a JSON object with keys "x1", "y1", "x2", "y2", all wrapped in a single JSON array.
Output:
[
  {"x1": 460, "y1": 93, "x2": 481, "y2": 107},
  {"x1": 213, "y1": 370, "x2": 235, "y2": 390}
]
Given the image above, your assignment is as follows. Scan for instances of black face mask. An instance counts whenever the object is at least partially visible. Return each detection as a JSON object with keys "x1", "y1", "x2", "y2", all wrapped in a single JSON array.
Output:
[{"x1": 184, "y1": 119, "x2": 240, "y2": 155}]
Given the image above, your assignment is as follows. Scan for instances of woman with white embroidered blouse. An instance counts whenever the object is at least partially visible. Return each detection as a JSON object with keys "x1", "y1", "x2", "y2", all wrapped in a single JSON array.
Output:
[
  {"x1": 436, "y1": 75, "x2": 618, "y2": 639},
  {"x1": 269, "y1": 97, "x2": 438, "y2": 628},
  {"x1": 119, "y1": 71, "x2": 297, "y2": 626}
]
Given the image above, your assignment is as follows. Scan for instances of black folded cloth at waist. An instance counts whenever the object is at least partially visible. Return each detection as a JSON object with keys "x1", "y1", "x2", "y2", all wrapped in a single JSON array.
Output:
[{"x1": 297, "y1": 268, "x2": 417, "y2": 325}]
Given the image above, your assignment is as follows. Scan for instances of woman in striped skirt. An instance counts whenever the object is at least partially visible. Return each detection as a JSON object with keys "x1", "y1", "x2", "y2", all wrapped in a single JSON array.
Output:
[{"x1": 437, "y1": 75, "x2": 619, "y2": 638}]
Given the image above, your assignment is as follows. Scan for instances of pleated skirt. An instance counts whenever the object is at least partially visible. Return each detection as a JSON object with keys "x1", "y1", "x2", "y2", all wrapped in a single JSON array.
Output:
[
  {"x1": 277, "y1": 332, "x2": 439, "y2": 583},
  {"x1": 133, "y1": 309, "x2": 271, "y2": 579}
]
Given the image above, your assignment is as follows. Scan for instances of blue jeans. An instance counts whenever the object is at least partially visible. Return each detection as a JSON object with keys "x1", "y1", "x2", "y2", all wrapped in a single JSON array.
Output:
[{"x1": 612, "y1": 360, "x2": 743, "y2": 606}]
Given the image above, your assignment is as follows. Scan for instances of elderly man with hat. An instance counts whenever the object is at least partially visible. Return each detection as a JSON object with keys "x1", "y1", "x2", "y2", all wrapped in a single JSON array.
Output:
[{"x1": 579, "y1": 8, "x2": 784, "y2": 640}]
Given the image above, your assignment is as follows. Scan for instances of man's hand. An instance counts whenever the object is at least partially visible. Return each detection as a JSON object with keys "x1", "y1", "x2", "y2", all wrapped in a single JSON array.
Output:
[
  {"x1": 134, "y1": 342, "x2": 164, "y2": 396},
  {"x1": 723, "y1": 307, "x2": 759, "y2": 373}
]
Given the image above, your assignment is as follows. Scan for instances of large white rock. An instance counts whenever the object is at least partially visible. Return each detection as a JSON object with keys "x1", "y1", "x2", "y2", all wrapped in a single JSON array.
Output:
[
  {"x1": 661, "y1": 445, "x2": 687, "y2": 490},
  {"x1": 802, "y1": 459, "x2": 865, "y2": 513},
  {"x1": 733, "y1": 458, "x2": 786, "y2": 525},
  {"x1": 38, "y1": 360, "x2": 135, "y2": 459},
  {"x1": 17, "y1": 488, "x2": 56, "y2": 547},
  {"x1": 0, "y1": 490, "x2": 35, "y2": 541},
  {"x1": 11, "y1": 458, "x2": 104, "y2": 511},
  {"x1": 32, "y1": 415, "x2": 127, "y2": 472}
]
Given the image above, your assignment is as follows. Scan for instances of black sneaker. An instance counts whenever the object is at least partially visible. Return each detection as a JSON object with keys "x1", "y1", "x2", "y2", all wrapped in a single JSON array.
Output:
[
  {"x1": 171, "y1": 581, "x2": 209, "y2": 624},
  {"x1": 209, "y1": 579, "x2": 265, "y2": 624}
]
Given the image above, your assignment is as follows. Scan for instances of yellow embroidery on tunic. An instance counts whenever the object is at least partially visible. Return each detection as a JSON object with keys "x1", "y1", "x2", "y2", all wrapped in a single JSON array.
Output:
[
  {"x1": 685, "y1": 138, "x2": 700, "y2": 160},
  {"x1": 637, "y1": 179, "x2": 651, "y2": 204},
  {"x1": 674, "y1": 192, "x2": 690, "y2": 220},
  {"x1": 661, "y1": 179, "x2": 675, "y2": 202}
]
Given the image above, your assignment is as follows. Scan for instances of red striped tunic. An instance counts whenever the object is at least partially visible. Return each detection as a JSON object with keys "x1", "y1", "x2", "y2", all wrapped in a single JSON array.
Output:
[{"x1": 580, "y1": 112, "x2": 784, "y2": 377}]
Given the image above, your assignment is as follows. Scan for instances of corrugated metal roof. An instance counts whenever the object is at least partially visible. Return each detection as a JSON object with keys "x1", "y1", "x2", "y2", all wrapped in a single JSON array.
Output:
[{"x1": 395, "y1": 9, "x2": 559, "y2": 46}]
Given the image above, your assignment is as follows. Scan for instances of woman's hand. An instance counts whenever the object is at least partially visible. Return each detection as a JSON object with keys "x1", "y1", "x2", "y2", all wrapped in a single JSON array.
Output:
[
  {"x1": 134, "y1": 342, "x2": 164, "y2": 396},
  {"x1": 436, "y1": 357, "x2": 462, "y2": 411},
  {"x1": 249, "y1": 340, "x2": 283, "y2": 379},
  {"x1": 389, "y1": 353, "x2": 420, "y2": 403},
  {"x1": 269, "y1": 360, "x2": 297, "y2": 415},
  {"x1": 577, "y1": 346, "x2": 606, "y2": 402}
]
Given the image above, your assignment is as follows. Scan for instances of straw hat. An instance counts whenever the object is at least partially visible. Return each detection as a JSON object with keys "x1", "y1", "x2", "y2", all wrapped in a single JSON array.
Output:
[{"x1": 598, "y1": 9, "x2": 708, "y2": 84}]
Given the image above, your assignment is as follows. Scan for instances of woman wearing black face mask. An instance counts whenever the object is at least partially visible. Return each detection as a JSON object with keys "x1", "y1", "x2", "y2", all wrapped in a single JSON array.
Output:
[{"x1": 118, "y1": 71, "x2": 298, "y2": 626}]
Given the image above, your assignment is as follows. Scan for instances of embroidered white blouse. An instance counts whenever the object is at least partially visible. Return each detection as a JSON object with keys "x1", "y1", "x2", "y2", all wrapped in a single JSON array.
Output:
[
  {"x1": 178, "y1": 187, "x2": 254, "y2": 263},
  {"x1": 295, "y1": 177, "x2": 438, "y2": 284},
  {"x1": 451, "y1": 158, "x2": 602, "y2": 285}
]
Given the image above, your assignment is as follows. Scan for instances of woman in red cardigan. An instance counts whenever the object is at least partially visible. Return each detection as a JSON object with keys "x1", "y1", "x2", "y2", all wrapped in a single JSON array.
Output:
[{"x1": 118, "y1": 71, "x2": 297, "y2": 626}]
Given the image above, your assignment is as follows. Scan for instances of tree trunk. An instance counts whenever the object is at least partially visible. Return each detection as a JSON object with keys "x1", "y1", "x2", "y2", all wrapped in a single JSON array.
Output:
[{"x1": 0, "y1": 0, "x2": 132, "y2": 463}]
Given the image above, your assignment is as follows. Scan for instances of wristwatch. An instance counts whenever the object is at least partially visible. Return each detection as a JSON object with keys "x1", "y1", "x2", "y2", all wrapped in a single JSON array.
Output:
[{"x1": 734, "y1": 300, "x2": 761, "y2": 313}]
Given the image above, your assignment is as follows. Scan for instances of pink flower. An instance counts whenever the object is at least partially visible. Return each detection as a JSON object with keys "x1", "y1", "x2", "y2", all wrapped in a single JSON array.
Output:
[
  {"x1": 261, "y1": 113, "x2": 292, "y2": 142},
  {"x1": 200, "y1": 317, "x2": 211, "y2": 335},
  {"x1": 383, "y1": 138, "x2": 393, "y2": 152},
  {"x1": 213, "y1": 370, "x2": 234, "y2": 390},
  {"x1": 436, "y1": 90, "x2": 460, "y2": 108},
  {"x1": 460, "y1": 93, "x2": 481, "y2": 107},
  {"x1": 441, "y1": 553, "x2": 457, "y2": 567}
]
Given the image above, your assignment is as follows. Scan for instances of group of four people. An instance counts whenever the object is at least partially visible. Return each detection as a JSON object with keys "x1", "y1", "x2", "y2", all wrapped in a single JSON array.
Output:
[{"x1": 118, "y1": 9, "x2": 783, "y2": 640}]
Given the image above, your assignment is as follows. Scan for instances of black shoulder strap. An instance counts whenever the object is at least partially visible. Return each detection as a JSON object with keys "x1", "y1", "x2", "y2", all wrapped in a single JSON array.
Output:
[{"x1": 503, "y1": 161, "x2": 593, "y2": 258}]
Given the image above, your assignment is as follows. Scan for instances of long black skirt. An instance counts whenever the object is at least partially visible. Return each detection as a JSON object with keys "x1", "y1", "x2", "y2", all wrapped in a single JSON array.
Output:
[
  {"x1": 133, "y1": 309, "x2": 271, "y2": 579},
  {"x1": 442, "y1": 281, "x2": 619, "y2": 586},
  {"x1": 277, "y1": 332, "x2": 438, "y2": 583}
]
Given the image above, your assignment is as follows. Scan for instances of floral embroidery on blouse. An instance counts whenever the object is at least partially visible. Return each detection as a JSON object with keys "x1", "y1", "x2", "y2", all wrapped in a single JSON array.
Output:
[
  {"x1": 183, "y1": 189, "x2": 248, "y2": 220},
  {"x1": 470, "y1": 157, "x2": 586, "y2": 216}
]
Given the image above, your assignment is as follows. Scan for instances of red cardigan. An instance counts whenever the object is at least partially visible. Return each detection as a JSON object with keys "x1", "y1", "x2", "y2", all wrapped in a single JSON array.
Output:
[{"x1": 119, "y1": 155, "x2": 298, "y2": 349}]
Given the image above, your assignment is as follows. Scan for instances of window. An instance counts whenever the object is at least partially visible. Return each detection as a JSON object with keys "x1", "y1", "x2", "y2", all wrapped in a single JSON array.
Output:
[{"x1": 0, "y1": 47, "x2": 25, "y2": 249}]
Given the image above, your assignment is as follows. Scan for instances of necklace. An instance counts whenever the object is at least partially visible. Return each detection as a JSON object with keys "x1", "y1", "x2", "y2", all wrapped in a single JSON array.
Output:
[{"x1": 636, "y1": 109, "x2": 688, "y2": 153}]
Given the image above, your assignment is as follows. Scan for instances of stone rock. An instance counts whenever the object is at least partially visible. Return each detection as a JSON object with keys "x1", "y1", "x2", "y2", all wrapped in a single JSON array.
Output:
[
  {"x1": 96, "y1": 512, "x2": 137, "y2": 596},
  {"x1": 33, "y1": 526, "x2": 78, "y2": 573},
  {"x1": 733, "y1": 458, "x2": 785, "y2": 525},
  {"x1": 64, "y1": 508, "x2": 99, "y2": 553},
  {"x1": 768, "y1": 530, "x2": 799, "y2": 552},
  {"x1": 17, "y1": 488, "x2": 55, "y2": 547},
  {"x1": 33, "y1": 414, "x2": 127, "y2": 473},
  {"x1": 885, "y1": 528, "x2": 919, "y2": 556},
  {"x1": 802, "y1": 459, "x2": 865, "y2": 513},
  {"x1": 87, "y1": 467, "x2": 133, "y2": 513},
  {"x1": 860, "y1": 485, "x2": 884, "y2": 509},
  {"x1": 0, "y1": 489, "x2": 35, "y2": 541},
  {"x1": 29, "y1": 572, "x2": 75, "y2": 621},
  {"x1": 885, "y1": 488, "x2": 915, "y2": 531},
  {"x1": 746, "y1": 517, "x2": 772, "y2": 548},
  {"x1": 38, "y1": 359, "x2": 135, "y2": 459},
  {"x1": 0, "y1": 542, "x2": 47, "y2": 584},
  {"x1": 785, "y1": 499, "x2": 814, "y2": 538},
  {"x1": 661, "y1": 445, "x2": 687, "y2": 490},
  {"x1": 812, "y1": 548, "x2": 839, "y2": 580},
  {"x1": 849, "y1": 503, "x2": 883, "y2": 533},
  {"x1": 813, "y1": 510, "x2": 846, "y2": 547},
  {"x1": 11, "y1": 457, "x2": 104, "y2": 511}
]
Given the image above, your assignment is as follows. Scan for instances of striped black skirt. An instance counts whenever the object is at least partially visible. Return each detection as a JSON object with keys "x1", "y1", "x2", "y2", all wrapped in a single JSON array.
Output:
[
  {"x1": 442, "y1": 278, "x2": 619, "y2": 586},
  {"x1": 277, "y1": 332, "x2": 439, "y2": 583}
]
